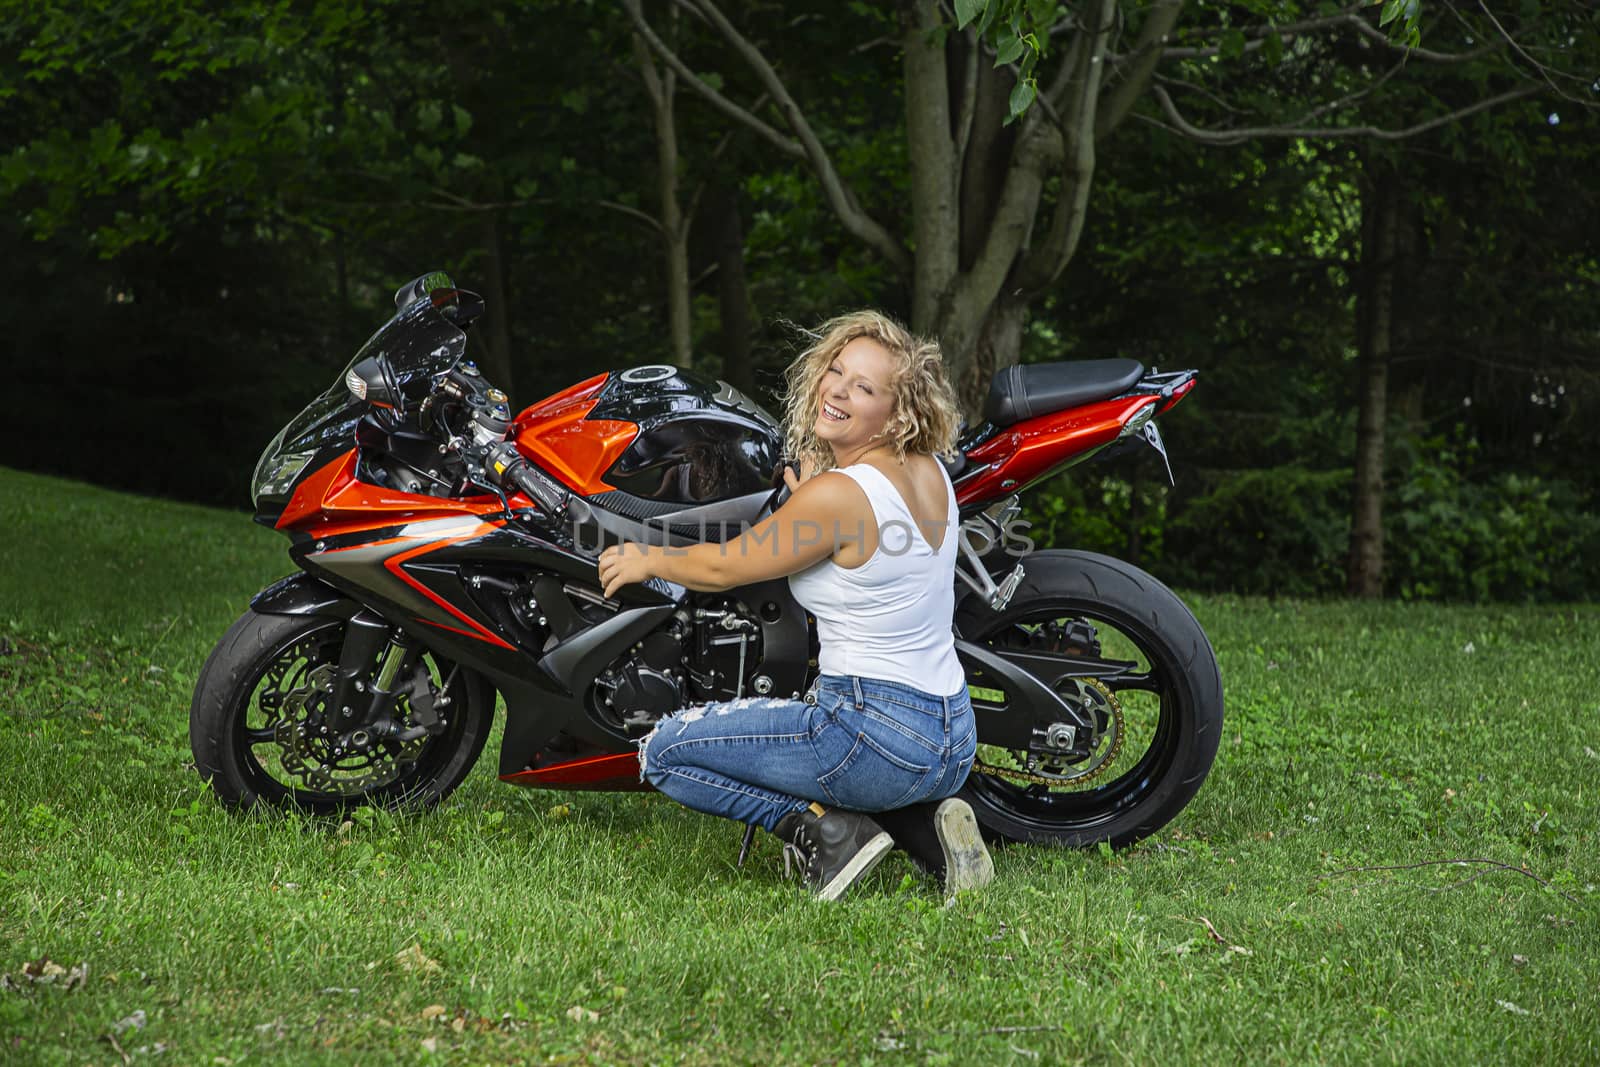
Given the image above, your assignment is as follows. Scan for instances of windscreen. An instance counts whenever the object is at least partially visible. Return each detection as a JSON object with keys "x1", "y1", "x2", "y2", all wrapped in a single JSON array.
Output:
[{"x1": 272, "y1": 293, "x2": 470, "y2": 458}]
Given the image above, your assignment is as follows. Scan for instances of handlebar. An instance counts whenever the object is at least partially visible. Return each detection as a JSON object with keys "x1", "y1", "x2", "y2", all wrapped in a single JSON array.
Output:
[{"x1": 483, "y1": 441, "x2": 591, "y2": 522}]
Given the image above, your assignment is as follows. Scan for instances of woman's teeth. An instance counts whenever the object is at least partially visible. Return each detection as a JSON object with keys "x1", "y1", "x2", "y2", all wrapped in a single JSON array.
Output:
[{"x1": 822, "y1": 402, "x2": 848, "y2": 421}]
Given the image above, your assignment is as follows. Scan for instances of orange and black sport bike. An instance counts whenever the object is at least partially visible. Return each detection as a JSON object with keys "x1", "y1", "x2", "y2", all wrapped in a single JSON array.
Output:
[{"x1": 190, "y1": 273, "x2": 1222, "y2": 848}]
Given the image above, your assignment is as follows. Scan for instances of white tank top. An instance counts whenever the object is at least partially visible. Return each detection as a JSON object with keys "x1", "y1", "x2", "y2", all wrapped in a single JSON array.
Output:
[{"x1": 787, "y1": 458, "x2": 966, "y2": 697}]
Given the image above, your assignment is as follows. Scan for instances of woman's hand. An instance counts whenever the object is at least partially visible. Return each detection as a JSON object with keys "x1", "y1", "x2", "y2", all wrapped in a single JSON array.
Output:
[
  {"x1": 782, "y1": 455, "x2": 820, "y2": 492},
  {"x1": 598, "y1": 542, "x2": 655, "y2": 599}
]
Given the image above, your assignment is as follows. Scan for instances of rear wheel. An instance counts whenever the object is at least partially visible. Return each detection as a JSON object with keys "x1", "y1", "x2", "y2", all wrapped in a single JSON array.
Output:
[
  {"x1": 955, "y1": 550, "x2": 1223, "y2": 848},
  {"x1": 190, "y1": 610, "x2": 493, "y2": 813}
]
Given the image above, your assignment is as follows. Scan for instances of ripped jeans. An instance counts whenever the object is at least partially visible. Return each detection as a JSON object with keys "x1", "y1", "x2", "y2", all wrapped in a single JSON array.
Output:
[{"x1": 638, "y1": 673, "x2": 977, "y2": 832}]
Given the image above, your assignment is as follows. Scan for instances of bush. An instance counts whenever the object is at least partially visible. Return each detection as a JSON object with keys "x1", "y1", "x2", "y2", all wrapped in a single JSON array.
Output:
[
  {"x1": 1021, "y1": 471, "x2": 1168, "y2": 563},
  {"x1": 1162, "y1": 466, "x2": 1351, "y2": 596},
  {"x1": 1386, "y1": 436, "x2": 1600, "y2": 601}
]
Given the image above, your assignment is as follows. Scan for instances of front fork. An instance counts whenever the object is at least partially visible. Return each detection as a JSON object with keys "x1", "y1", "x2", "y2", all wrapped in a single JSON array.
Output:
[{"x1": 327, "y1": 612, "x2": 445, "y2": 749}]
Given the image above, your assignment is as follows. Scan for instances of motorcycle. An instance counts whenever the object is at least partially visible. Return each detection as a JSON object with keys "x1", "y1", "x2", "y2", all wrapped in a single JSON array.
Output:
[{"x1": 189, "y1": 272, "x2": 1222, "y2": 848}]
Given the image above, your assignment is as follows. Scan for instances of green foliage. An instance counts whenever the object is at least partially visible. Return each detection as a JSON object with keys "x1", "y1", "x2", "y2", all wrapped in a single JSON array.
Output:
[
  {"x1": 951, "y1": 0, "x2": 1055, "y2": 124},
  {"x1": 1387, "y1": 434, "x2": 1600, "y2": 602},
  {"x1": 1165, "y1": 466, "x2": 1354, "y2": 597},
  {"x1": 1021, "y1": 470, "x2": 1168, "y2": 563}
]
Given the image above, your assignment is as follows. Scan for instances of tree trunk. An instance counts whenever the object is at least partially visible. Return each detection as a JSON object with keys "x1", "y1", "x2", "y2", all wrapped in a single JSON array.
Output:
[
  {"x1": 953, "y1": 296, "x2": 1026, "y2": 417},
  {"x1": 479, "y1": 210, "x2": 516, "y2": 395},
  {"x1": 658, "y1": 139, "x2": 692, "y2": 370},
  {"x1": 633, "y1": 30, "x2": 692, "y2": 369},
  {"x1": 634, "y1": 0, "x2": 1173, "y2": 416},
  {"x1": 706, "y1": 181, "x2": 754, "y2": 393},
  {"x1": 1347, "y1": 167, "x2": 1399, "y2": 598}
]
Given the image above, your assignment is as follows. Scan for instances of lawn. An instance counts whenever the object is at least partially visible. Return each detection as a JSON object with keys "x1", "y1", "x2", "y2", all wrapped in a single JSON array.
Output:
[{"x1": 1, "y1": 464, "x2": 1596, "y2": 1065}]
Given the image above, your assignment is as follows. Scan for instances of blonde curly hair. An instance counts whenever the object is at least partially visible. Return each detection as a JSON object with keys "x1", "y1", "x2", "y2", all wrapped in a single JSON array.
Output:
[{"x1": 780, "y1": 310, "x2": 961, "y2": 475}]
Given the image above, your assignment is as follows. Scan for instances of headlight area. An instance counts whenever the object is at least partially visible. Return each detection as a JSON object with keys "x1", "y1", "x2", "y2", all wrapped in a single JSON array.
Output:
[{"x1": 252, "y1": 448, "x2": 316, "y2": 508}]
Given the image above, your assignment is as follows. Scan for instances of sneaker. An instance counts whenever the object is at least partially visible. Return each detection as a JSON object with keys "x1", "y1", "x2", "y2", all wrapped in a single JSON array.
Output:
[
  {"x1": 874, "y1": 797, "x2": 994, "y2": 897},
  {"x1": 772, "y1": 802, "x2": 894, "y2": 902}
]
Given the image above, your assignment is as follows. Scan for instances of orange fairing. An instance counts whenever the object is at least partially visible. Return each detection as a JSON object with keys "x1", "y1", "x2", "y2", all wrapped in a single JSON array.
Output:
[
  {"x1": 511, "y1": 372, "x2": 638, "y2": 495},
  {"x1": 275, "y1": 449, "x2": 507, "y2": 537},
  {"x1": 956, "y1": 395, "x2": 1159, "y2": 506},
  {"x1": 382, "y1": 525, "x2": 516, "y2": 649}
]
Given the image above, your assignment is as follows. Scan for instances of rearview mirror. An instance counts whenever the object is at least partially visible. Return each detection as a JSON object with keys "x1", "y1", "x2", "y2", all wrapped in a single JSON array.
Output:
[{"x1": 393, "y1": 271, "x2": 456, "y2": 310}]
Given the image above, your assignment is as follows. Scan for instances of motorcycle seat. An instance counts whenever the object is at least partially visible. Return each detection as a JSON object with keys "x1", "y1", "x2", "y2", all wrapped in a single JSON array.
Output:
[{"x1": 984, "y1": 358, "x2": 1145, "y2": 427}]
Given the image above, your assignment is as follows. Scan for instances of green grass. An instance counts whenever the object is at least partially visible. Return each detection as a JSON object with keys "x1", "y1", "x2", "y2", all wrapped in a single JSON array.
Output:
[{"x1": 2, "y1": 464, "x2": 1597, "y2": 1065}]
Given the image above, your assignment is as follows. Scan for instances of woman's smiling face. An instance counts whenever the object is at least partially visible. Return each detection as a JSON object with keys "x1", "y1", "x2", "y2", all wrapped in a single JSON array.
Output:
[{"x1": 815, "y1": 336, "x2": 897, "y2": 451}]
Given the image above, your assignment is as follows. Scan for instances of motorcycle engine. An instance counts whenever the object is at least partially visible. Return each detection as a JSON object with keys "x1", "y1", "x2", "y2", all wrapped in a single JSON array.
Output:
[
  {"x1": 592, "y1": 599, "x2": 765, "y2": 735},
  {"x1": 593, "y1": 630, "x2": 685, "y2": 732}
]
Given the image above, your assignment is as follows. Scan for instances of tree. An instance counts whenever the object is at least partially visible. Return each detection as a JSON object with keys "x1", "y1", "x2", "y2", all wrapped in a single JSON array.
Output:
[{"x1": 625, "y1": 0, "x2": 1591, "y2": 422}]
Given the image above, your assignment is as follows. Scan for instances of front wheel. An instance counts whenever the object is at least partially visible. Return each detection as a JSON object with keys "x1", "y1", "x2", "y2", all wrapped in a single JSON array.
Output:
[
  {"x1": 955, "y1": 550, "x2": 1223, "y2": 849},
  {"x1": 190, "y1": 609, "x2": 493, "y2": 813}
]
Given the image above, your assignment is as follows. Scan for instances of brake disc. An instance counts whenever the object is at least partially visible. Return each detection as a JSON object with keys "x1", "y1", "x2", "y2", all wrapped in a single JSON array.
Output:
[{"x1": 270, "y1": 663, "x2": 428, "y2": 795}]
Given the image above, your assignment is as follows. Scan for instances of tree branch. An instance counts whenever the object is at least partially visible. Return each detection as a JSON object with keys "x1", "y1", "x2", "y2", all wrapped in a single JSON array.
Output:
[
  {"x1": 1096, "y1": 0, "x2": 1183, "y2": 138},
  {"x1": 677, "y1": 0, "x2": 911, "y2": 274},
  {"x1": 621, "y1": 0, "x2": 804, "y2": 161},
  {"x1": 1156, "y1": 6, "x2": 1364, "y2": 59},
  {"x1": 1290, "y1": 58, "x2": 1408, "y2": 126},
  {"x1": 1146, "y1": 82, "x2": 1543, "y2": 145},
  {"x1": 905, "y1": 0, "x2": 960, "y2": 325},
  {"x1": 953, "y1": 26, "x2": 980, "y2": 179},
  {"x1": 1157, "y1": 6, "x2": 1507, "y2": 63},
  {"x1": 1044, "y1": 19, "x2": 1088, "y2": 110},
  {"x1": 596, "y1": 199, "x2": 669, "y2": 237},
  {"x1": 1151, "y1": 73, "x2": 1253, "y2": 117},
  {"x1": 1342, "y1": 10, "x2": 1505, "y2": 64},
  {"x1": 1468, "y1": 0, "x2": 1600, "y2": 106},
  {"x1": 1017, "y1": 0, "x2": 1117, "y2": 292}
]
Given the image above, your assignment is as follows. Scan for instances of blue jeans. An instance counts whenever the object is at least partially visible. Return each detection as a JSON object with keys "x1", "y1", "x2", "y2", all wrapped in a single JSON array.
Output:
[{"x1": 639, "y1": 673, "x2": 977, "y2": 832}]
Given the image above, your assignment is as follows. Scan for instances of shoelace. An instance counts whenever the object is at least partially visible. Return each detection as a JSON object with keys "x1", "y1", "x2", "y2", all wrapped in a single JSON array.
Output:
[{"x1": 780, "y1": 828, "x2": 819, "y2": 884}]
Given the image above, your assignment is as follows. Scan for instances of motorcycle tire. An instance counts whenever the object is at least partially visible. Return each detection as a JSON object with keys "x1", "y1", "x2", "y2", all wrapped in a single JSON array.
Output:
[
  {"x1": 955, "y1": 550, "x2": 1223, "y2": 849},
  {"x1": 190, "y1": 609, "x2": 493, "y2": 813}
]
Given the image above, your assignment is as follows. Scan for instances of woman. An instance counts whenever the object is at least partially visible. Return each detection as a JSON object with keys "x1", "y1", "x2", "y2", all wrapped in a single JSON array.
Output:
[{"x1": 596, "y1": 311, "x2": 992, "y2": 901}]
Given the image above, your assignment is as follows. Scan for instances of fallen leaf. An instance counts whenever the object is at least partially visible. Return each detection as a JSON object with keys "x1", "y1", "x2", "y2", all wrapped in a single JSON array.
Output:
[
  {"x1": 111, "y1": 1010, "x2": 147, "y2": 1035},
  {"x1": 565, "y1": 1005, "x2": 598, "y2": 1023},
  {"x1": 420, "y1": 1004, "x2": 447, "y2": 1021},
  {"x1": 394, "y1": 944, "x2": 442, "y2": 975},
  {"x1": 450, "y1": 1016, "x2": 466, "y2": 1033},
  {"x1": 21, "y1": 957, "x2": 67, "y2": 983},
  {"x1": 420, "y1": 1037, "x2": 438, "y2": 1053}
]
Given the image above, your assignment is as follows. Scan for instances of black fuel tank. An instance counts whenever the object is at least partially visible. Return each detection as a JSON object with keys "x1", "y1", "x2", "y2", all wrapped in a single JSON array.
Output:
[{"x1": 590, "y1": 364, "x2": 784, "y2": 506}]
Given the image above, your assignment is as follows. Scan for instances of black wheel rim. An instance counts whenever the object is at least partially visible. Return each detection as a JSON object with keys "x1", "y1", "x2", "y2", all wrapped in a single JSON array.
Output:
[
  {"x1": 960, "y1": 597, "x2": 1192, "y2": 838},
  {"x1": 231, "y1": 619, "x2": 471, "y2": 807}
]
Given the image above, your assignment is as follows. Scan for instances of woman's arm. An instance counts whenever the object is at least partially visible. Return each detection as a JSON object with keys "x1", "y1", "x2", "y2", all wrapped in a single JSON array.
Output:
[{"x1": 597, "y1": 471, "x2": 864, "y2": 596}]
